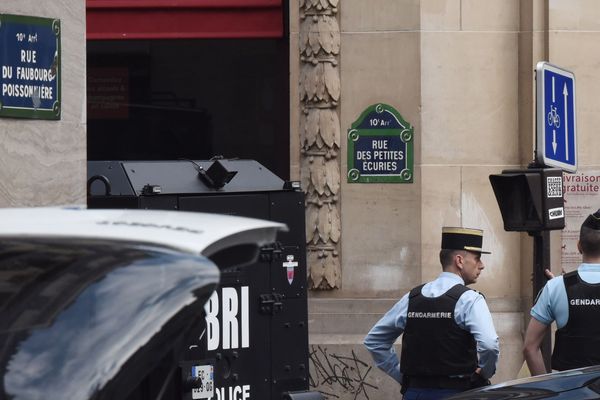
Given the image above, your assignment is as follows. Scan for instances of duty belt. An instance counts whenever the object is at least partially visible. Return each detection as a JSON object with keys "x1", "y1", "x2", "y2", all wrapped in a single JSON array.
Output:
[{"x1": 404, "y1": 375, "x2": 472, "y2": 390}]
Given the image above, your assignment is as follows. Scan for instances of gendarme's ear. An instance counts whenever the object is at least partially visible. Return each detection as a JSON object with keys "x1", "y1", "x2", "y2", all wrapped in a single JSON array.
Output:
[
  {"x1": 577, "y1": 240, "x2": 582, "y2": 254},
  {"x1": 455, "y1": 253, "x2": 464, "y2": 269}
]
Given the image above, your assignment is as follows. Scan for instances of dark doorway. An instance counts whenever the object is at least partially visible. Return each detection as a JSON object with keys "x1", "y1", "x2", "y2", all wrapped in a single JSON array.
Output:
[{"x1": 87, "y1": 38, "x2": 289, "y2": 179}]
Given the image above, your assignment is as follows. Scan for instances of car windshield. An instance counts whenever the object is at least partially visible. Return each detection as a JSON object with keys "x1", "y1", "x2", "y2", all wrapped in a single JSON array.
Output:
[{"x1": 0, "y1": 238, "x2": 219, "y2": 400}]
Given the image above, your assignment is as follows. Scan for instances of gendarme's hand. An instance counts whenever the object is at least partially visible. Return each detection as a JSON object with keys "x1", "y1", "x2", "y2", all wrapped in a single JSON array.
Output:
[
  {"x1": 470, "y1": 369, "x2": 490, "y2": 388},
  {"x1": 544, "y1": 268, "x2": 566, "y2": 280}
]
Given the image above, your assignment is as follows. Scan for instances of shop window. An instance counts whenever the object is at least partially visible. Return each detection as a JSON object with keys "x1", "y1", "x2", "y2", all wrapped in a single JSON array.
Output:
[{"x1": 87, "y1": 38, "x2": 289, "y2": 179}]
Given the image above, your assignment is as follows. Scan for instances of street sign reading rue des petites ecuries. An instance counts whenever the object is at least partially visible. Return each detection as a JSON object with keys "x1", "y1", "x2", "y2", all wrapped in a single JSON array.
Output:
[
  {"x1": 536, "y1": 62, "x2": 577, "y2": 173},
  {"x1": 347, "y1": 103, "x2": 414, "y2": 183}
]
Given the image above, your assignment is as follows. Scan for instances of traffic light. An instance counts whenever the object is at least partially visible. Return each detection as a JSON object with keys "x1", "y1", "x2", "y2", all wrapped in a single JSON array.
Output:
[{"x1": 489, "y1": 168, "x2": 564, "y2": 232}]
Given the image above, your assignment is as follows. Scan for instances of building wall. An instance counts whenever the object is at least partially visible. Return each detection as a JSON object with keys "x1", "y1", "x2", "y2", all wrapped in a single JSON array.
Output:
[
  {"x1": 420, "y1": 0, "x2": 524, "y2": 386},
  {"x1": 3, "y1": 1, "x2": 600, "y2": 398},
  {"x1": 339, "y1": 0, "x2": 422, "y2": 298},
  {"x1": 299, "y1": 1, "x2": 600, "y2": 398},
  {"x1": 0, "y1": 1, "x2": 86, "y2": 207}
]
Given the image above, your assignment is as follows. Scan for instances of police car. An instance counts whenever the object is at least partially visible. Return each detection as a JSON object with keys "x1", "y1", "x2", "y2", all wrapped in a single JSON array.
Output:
[
  {"x1": 0, "y1": 207, "x2": 285, "y2": 400},
  {"x1": 448, "y1": 365, "x2": 600, "y2": 399}
]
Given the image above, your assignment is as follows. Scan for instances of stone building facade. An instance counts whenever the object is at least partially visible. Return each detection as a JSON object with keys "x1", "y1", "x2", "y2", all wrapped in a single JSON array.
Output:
[
  {"x1": 3, "y1": 1, "x2": 600, "y2": 399},
  {"x1": 0, "y1": 1, "x2": 86, "y2": 207},
  {"x1": 292, "y1": 1, "x2": 600, "y2": 399}
]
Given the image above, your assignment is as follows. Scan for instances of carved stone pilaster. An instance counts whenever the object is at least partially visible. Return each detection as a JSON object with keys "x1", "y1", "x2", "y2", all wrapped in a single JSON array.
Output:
[{"x1": 299, "y1": 0, "x2": 341, "y2": 290}]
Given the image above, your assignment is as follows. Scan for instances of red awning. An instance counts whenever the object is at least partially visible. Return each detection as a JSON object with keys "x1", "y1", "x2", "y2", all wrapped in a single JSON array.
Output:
[{"x1": 87, "y1": 0, "x2": 284, "y2": 40}]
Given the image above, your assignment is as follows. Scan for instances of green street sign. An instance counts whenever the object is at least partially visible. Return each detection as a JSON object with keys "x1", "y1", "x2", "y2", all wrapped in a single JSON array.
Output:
[{"x1": 347, "y1": 103, "x2": 414, "y2": 183}]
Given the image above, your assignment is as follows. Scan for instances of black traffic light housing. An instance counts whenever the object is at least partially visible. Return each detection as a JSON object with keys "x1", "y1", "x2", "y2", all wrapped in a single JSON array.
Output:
[{"x1": 489, "y1": 168, "x2": 565, "y2": 232}]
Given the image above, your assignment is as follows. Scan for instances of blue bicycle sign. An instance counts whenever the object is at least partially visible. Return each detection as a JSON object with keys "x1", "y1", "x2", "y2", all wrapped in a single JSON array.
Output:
[
  {"x1": 547, "y1": 105, "x2": 560, "y2": 128},
  {"x1": 536, "y1": 61, "x2": 577, "y2": 173}
]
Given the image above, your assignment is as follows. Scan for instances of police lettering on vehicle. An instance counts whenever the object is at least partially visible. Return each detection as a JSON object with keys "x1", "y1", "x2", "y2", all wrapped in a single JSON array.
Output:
[
  {"x1": 204, "y1": 287, "x2": 253, "y2": 399},
  {"x1": 214, "y1": 385, "x2": 251, "y2": 400},
  {"x1": 204, "y1": 286, "x2": 250, "y2": 350}
]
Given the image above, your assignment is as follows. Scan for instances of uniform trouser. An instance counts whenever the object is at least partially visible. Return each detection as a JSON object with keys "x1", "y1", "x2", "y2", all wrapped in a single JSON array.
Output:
[{"x1": 403, "y1": 387, "x2": 461, "y2": 399}]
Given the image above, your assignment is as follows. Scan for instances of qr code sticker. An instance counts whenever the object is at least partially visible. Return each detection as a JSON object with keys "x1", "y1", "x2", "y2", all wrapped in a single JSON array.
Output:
[{"x1": 547, "y1": 176, "x2": 563, "y2": 198}]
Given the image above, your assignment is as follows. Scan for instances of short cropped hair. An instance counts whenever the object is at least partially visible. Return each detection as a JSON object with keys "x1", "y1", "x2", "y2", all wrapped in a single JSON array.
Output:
[
  {"x1": 580, "y1": 225, "x2": 600, "y2": 258},
  {"x1": 439, "y1": 249, "x2": 463, "y2": 268}
]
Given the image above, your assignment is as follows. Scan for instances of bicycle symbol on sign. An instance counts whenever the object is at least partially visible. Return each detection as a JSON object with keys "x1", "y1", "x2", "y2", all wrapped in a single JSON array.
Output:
[{"x1": 547, "y1": 105, "x2": 560, "y2": 128}]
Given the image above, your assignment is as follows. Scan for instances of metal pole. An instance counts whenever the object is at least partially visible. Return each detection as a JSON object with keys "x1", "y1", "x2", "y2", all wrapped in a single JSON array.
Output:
[{"x1": 532, "y1": 230, "x2": 552, "y2": 371}]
